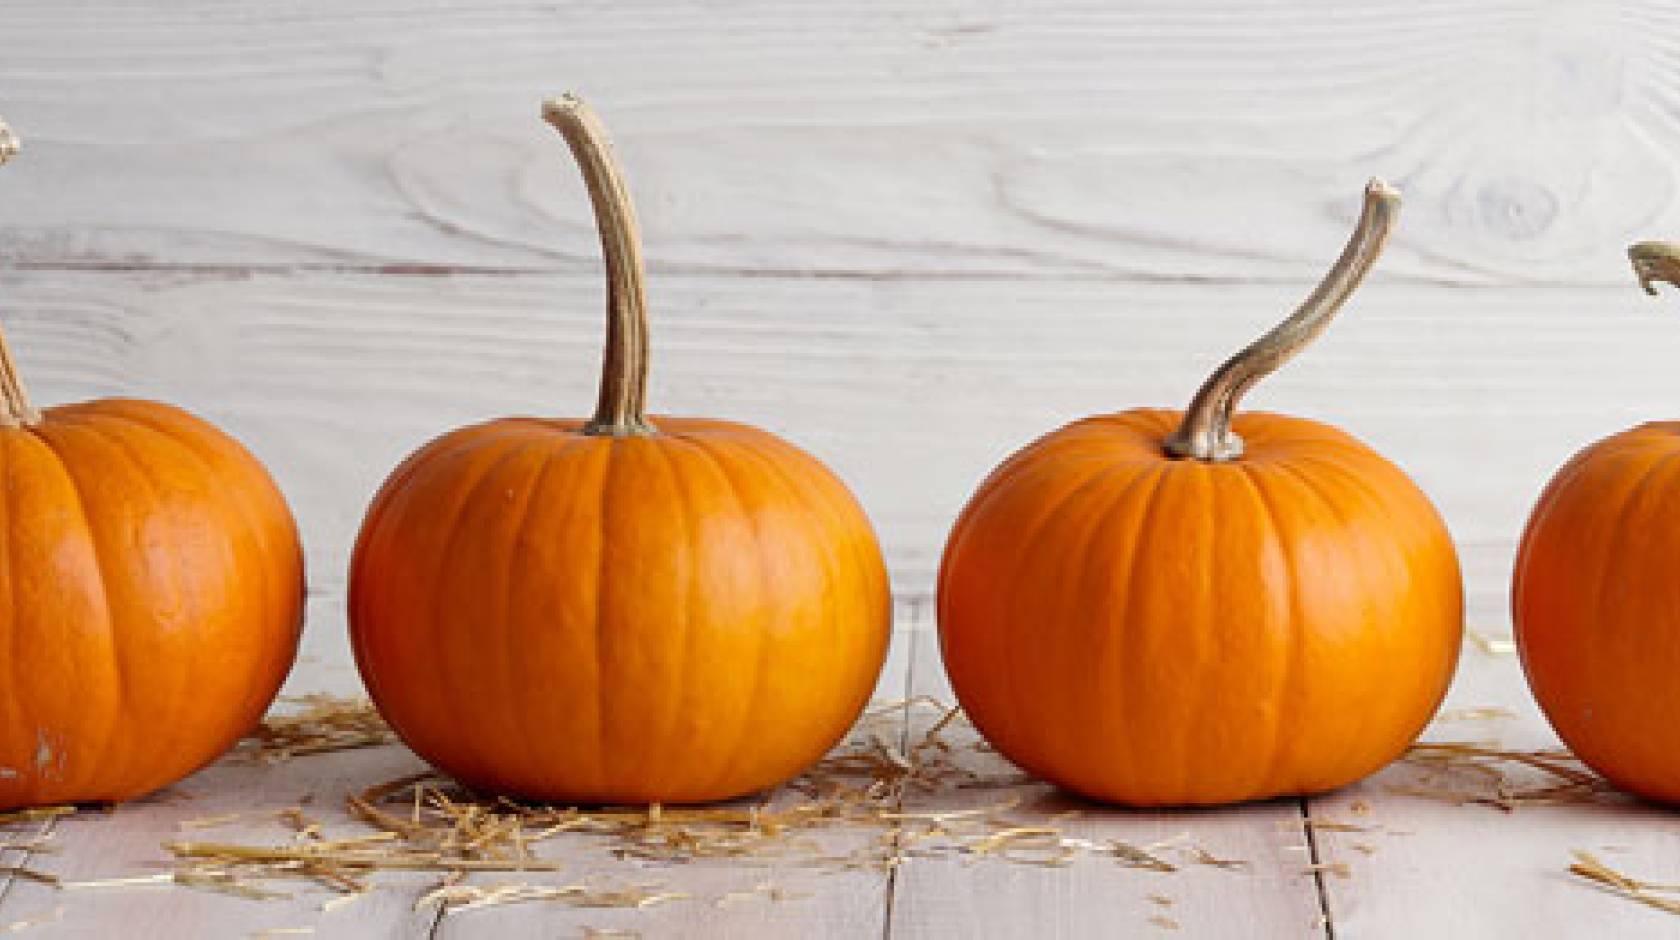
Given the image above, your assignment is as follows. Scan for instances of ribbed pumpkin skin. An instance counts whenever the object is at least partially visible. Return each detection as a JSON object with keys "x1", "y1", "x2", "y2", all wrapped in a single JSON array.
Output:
[
  {"x1": 0, "y1": 398, "x2": 305, "y2": 811},
  {"x1": 349, "y1": 415, "x2": 890, "y2": 804},
  {"x1": 1514, "y1": 422, "x2": 1680, "y2": 803},
  {"x1": 939, "y1": 409, "x2": 1462, "y2": 806}
]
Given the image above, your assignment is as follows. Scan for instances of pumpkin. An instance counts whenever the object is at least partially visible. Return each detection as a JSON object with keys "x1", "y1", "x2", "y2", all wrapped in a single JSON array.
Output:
[
  {"x1": 348, "y1": 95, "x2": 890, "y2": 804},
  {"x1": 0, "y1": 119, "x2": 305, "y2": 811},
  {"x1": 1512, "y1": 241, "x2": 1680, "y2": 803},
  {"x1": 938, "y1": 181, "x2": 1462, "y2": 806}
]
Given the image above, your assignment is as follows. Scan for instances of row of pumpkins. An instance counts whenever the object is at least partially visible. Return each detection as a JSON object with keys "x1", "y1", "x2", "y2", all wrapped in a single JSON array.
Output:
[{"x1": 0, "y1": 97, "x2": 1675, "y2": 813}]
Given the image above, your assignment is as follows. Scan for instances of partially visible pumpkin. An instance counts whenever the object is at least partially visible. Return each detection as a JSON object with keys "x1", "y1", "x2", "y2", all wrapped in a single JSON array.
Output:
[
  {"x1": 938, "y1": 181, "x2": 1462, "y2": 806},
  {"x1": 348, "y1": 95, "x2": 890, "y2": 804},
  {"x1": 1513, "y1": 241, "x2": 1680, "y2": 803},
  {"x1": 0, "y1": 119, "x2": 305, "y2": 811}
]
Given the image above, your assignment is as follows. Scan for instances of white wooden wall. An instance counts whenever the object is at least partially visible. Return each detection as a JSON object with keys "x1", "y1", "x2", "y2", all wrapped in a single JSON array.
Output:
[{"x1": 3, "y1": 0, "x2": 1679, "y2": 623}]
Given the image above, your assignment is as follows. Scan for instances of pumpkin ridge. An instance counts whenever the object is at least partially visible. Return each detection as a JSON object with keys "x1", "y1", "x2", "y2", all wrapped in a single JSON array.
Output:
[
  {"x1": 637, "y1": 439, "x2": 697, "y2": 792},
  {"x1": 1028, "y1": 457, "x2": 1152, "y2": 776},
  {"x1": 747, "y1": 433, "x2": 891, "y2": 780},
  {"x1": 491, "y1": 436, "x2": 569, "y2": 792},
  {"x1": 26, "y1": 424, "x2": 137, "y2": 797},
  {"x1": 358, "y1": 432, "x2": 537, "y2": 788},
  {"x1": 1210, "y1": 465, "x2": 1289, "y2": 801},
  {"x1": 1097, "y1": 462, "x2": 1173, "y2": 801},
  {"x1": 1582, "y1": 447, "x2": 1680, "y2": 752},
  {"x1": 70, "y1": 414, "x2": 270, "y2": 794},
  {"x1": 86, "y1": 410, "x2": 299, "y2": 728},
  {"x1": 349, "y1": 425, "x2": 511, "y2": 712},
  {"x1": 671, "y1": 432, "x2": 793, "y2": 797},
  {"x1": 1265, "y1": 457, "x2": 1390, "y2": 788},
  {"x1": 1162, "y1": 465, "x2": 1218, "y2": 801},
  {"x1": 589, "y1": 440, "x2": 619, "y2": 794},
  {"x1": 969, "y1": 458, "x2": 1130, "y2": 770},
  {"x1": 1516, "y1": 435, "x2": 1640, "y2": 579},
  {"x1": 0, "y1": 435, "x2": 25, "y2": 803},
  {"x1": 1234, "y1": 462, "x2": 1303, "y2": 799},
  {"x1": 426, "y1": 436, "x2": 558, "y2": 792},
  {"x1": 1061, "y1": 460, "x2": 1169, "y2": 794},
  {"x1": 69, "y1": 417, "x2": 219, "y2": 794}
]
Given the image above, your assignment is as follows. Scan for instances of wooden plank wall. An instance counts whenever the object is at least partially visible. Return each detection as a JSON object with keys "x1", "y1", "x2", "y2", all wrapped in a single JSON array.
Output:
[{"x1": 5, "y1": 3, "x2": 1678, "y2": 616}]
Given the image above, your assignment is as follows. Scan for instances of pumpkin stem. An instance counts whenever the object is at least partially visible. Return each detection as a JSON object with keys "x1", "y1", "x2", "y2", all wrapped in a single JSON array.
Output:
[
  {"x1": 542, "y1": 94, "x2": 654, "y2": 437},
  {"x1": 1630, "y1": 242, "x2": 1680, "y2": 296},
  {"x1": 1164, "y1": 179, "x2": 1400, "y2": 462},
  {"x1": 0, "y1": 117, "x2": 41, "y2": 429}
]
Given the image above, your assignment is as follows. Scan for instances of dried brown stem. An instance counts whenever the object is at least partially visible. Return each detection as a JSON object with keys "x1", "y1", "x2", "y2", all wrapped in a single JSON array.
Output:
[
  {"x1": 542, "y1": 94, "x2": 654, "y2": 437},
  {"x1": 1165, "y1": 179, "x2": 1400, "y2": 461},
  {"x1": 1631, "y1": 241, "x2": 1680, "y2": 296},
  {"x1": 0, "y1": 116, "x2": 40, "y2": 428}
]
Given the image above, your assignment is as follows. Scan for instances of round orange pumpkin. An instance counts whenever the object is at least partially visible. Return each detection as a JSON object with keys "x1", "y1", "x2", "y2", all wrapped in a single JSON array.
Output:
[
  {"x1": 939, "y1": 181, "x2": 1462, "y2": 806},
  {"x1": 0, "y1": 121, "x2": 305, "y2": 810},
  {"x1": 348, "y1": 95, "x2": 890, "y2": 804},
  {"x1": 1513, "y1": 242, "x2": 1680, "y2": 803}
]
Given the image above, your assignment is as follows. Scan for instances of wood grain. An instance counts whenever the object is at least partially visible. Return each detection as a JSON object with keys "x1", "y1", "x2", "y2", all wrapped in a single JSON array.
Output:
[
  {"x1": 0, "y1": 744, "x2": 441, "y2": 940},
  {"x1": 0, "y1": 268, "x2": 1672, "y2": 598},
  {"x1": 2, "y1": 1, "x2": 1680, "y2": 283}
]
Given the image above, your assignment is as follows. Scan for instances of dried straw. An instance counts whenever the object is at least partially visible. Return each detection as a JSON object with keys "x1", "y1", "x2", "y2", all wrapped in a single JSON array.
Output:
[
  {"x1": 1569, "y1": 851, "x2": 1680, "y2": 916},
  {"x1": 239, "y1": 695, "x2": 396, "y2": 764},
  {"x1": 1396, "y1": 742, "x2": 1609, "y2": 810},
  {"x1": 22, "y1": 696, "x2": 1254, "y2": 922}
]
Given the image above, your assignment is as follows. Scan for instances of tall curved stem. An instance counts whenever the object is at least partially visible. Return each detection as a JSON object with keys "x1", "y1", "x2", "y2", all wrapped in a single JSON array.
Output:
[
  {"x1": 0, "y1": 117, "x2": 40, "y2": 428},
  {"x1": 542, "y1": 95, "x2": 654, "y2": 437},
  {"x1": 1164, "y1": 179, "x2": 1400, "y2": 461}
]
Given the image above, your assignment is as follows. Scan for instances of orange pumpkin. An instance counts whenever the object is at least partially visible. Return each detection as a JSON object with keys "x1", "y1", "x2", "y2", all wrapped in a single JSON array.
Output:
[
  {"x1": 348, "y1": 95, "x2": 890, "y2": 804},
  {"x1": 0, "y1": 120, "x2": 305, "y2": 811},
  {"x1": 938, "y1": 181, "x2": 1462, "y2": 806},
  {"x1": 1513, "y1": 242, "x2": 1680, "y2": 803}
]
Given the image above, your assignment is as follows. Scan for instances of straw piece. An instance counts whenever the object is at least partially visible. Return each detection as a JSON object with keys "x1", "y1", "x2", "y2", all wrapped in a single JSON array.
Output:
[
  {"x1": 0, "y1": 906, "x2": 62, "y2": 934},
  {"x1": 1570, "y1": 850, "x2": 1680, "y2": 915},
  {"x1": 1435, "y1": 706, "x2": 1518, "y2": 723},
  {"x1": 240, "y1": 695, "x2": 396, "y2": 763},
  {"x1": 0, "y1": 807, "x2": 73, "y2": 827},
  {"x1": 1397, "y1": 742, "x2": 1607, "y2": 810},
  {"x1": 0, "y1": 866, "x2": 57, "y2": 887},
  {"x1": 1466, "y1": 630, "x2": 1516, "y2": 656}
]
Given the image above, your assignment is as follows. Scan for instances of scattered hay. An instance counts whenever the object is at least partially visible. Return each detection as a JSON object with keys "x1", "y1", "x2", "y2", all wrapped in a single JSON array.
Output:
[
  {"x1": 0, "y1": 808, "x2": 72, "y2": 828},
  {"x1": 1434, "y1": 707, "x2": 1518, "y2": 723},
  {"x1": 239, "y1": 696, "x2": 396, "y2": 764},
  {"x1": 1187, "y1": 847, "x2": 1247, "y2": 871},
  {"x1": 11, "y1": 696, "x2": 1256, "y2": 927},
  {"x1": 1570, "y1": 851, "x2": 1680, "y2": 916},
  {"x1": 418, "y1": 881, "x2": 689, "y2": 915},
  {"x1": 1396, "y1": 742, "x2": 1609, "y2": 810}
]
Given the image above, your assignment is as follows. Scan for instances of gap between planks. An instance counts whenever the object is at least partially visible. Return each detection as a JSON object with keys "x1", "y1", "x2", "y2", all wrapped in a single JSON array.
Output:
[
  {"x1": 0, "y1": 261, "x2": 1659, "y2": 291},
  {"x1": 877, "y1": 596, "x2": 928, "y2": 940},
  {"x1": 1298, "y1": 797, "x2": 1336, "y2": 940}
]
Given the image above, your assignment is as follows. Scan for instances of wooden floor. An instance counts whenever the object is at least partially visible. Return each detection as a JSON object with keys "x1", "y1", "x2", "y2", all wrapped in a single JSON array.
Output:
[{"x1": 0, "y1": 545, "x2": 1674, "y2": 939}]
